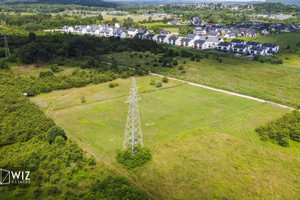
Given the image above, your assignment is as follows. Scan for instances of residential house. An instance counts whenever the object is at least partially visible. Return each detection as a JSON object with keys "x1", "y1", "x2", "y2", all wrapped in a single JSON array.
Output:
[
  {"x1": 217, "y1": 42, "x2": 231, "y2": 52},
  {"x1": 160, "y1": 30, "x2": 172, "y2": 37},
  {"x1": 87, "y1": 25, "x2": 100, "y2": 35},
  {"x1": 180, "y1": 38, "x2": 193, "y2": 47},
  {"x1": 167, "y1": 20, "x2": 181, "y2": 25},
  {"x1": 230, "y1": 39, "x2": 246, "y2": 46},
  {"x1": 113, "y1": 29, "x2": 126, "y2": 39},
  {"x1": 224, "y1": 32, "x2": 236, "y2": 39},
  {"x1": 74, "y1": 25, "x2": 87, "y2": 34},
  {"x1": 127, "y1": 28, "x2": 138, "y2": 38},
  {"x1": 194, "y1": 40, "x2": 208, "y2": 50},
  {"x1": 145, "y1": 34, "x2": 155, "y2": 40},
  {"x1": 168, "y1": 37, "x2": 180, "y2": 45},
  {"x1": 207, "y1": 31, "x2": 219, "y2": 37},
  {"x1": 156, "y1": 35, "x2": 167, "y2": 44},
  {"x1": 249, "y1": 46, "x2": 267, "y2": 56},
  {"x1": 192, "y1": 17, "x2": 205, "y2": 26},
  {"x1": 262, "y1": 43, "x2": 279, "y2": 54},
  {"x1": 62, "y1": 26, "x2": 74, "y2": 33},
  {"x1": 193, "y1": 27, "x2": 206, "y2": 36},
  {"x1": 206, "y1": 37, "x2": 223, "y2": 49},
  {"x1": 232, "y1": 44, "x2": 248, "y2": 54},
  {"x1": 246, "y1": 41, "x2": 262, "y2": 51}
]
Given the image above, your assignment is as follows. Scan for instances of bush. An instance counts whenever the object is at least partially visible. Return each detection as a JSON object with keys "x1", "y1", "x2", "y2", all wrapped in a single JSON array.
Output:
[
  {"x1": 156, "y1": 81, "x2": 162, "y2": 88},
  {"x1": 178, "y1": 66, "x2": 184, "y2": 70},
  {"x1": 0, "y1": 59, "x2": 8, "y2": 69},
  {"x1": 50, "y1": 64, "x2": 63, "y2": 73},
  {"x1": 162, "y1": 76, "x2": 169, "y2": 83},
  {"x1": 116, "y1": 146, "x2": 152, "y2": 169},
  {"x1": 7, "y1": 54, "x2": 17, "y2": 63},
  {"x1": 47, "y1": 126, "x2": 67, "y2": 144},
  {"x1": 196, "y1": 58, "x2": 200, "y2": 62},
  {"x1": 39, "y1": 71, "x2": 53, "y2": 78},
  {"x1": 150, "y1": 79, "x2": 156, "y2": 85},
  {"x1": 109, "y1": 83, "x2": 119, "y2": 88},
  {"x1": 183, "y1": 61, "x2": 186, "y2": 64},
  {"x1": 55, "y1": 136, "x2": 66, "y2": 145},
  {"x1": 173, "y1": 60, "x2": 178, "y2": 66},
  {"x1": 81, "y1": 96, "x2": 86, "y2": 104}
]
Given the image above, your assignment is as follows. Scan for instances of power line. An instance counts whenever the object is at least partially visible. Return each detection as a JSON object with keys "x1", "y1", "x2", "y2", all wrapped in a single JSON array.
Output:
[
  {"x1": 123, "y1": 77, "x2": 143, "y2": 154},
  {"x1": 2, "y1": 32, "x2": 10, "y2": 59}
]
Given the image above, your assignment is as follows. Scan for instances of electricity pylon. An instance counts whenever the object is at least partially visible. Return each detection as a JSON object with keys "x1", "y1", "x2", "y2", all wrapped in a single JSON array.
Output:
[
  {"x1": 3, "y1": 32, "x2": 10, "y2": 59},
  {"x1": 123, "y1": 77, "x2": 143, "y2": 154}
]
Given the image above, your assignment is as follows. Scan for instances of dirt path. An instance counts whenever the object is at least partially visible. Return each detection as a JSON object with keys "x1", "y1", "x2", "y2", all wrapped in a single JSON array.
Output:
[{"x1": 150, "y1": 72, "x2": 298, "y2": 111}]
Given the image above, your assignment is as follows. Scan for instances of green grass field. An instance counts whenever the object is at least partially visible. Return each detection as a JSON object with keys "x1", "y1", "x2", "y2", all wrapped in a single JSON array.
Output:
[
  {"x1": 106, "y1": 50, "x2": 300, "y2": 108},
  {"x1": 31, "y1": 75, "x2": 300, "y2": 200}
]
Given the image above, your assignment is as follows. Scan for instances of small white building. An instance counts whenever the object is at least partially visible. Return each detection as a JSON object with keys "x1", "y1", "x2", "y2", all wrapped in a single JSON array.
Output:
[{"x1": 62, "y1": 26, "x2": 74, "y2": 33}]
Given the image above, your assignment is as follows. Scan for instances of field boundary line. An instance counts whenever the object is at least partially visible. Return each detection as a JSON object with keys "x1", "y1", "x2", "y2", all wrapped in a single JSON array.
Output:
[{"x1": 150, "y1": 72, "x2": 298, "y2": 111}]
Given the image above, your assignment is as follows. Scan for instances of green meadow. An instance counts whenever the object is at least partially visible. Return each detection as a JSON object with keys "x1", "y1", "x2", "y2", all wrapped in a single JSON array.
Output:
[{"x1": 31, "y1": 75, "x2": 300, "y2": 200}]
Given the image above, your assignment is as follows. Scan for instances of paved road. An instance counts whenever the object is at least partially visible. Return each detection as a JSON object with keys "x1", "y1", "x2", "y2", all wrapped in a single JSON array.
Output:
[{"x1": 150, "y1": 72, "x2": 297, "y2": 111}]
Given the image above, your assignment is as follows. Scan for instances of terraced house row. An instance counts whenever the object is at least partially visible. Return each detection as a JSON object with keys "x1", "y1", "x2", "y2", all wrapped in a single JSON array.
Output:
[{"x1": 217, "y1": 39, "x2": 279, "y2": 56}]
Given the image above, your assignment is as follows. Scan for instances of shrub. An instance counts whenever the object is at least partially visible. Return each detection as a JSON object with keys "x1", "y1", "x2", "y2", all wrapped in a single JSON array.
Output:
[
  {"x1": 150, "y1": 79, "x2": 156, "y2": 85},
  {"x1": 0, "y1": 59, "x2": 8, "y2": 69},
  {"x1": 183, "y1": 61, "x2": 186, "y2": 64},
  {"x1": 55, "y1": 136, "x2": 66, "y2": 145},
  {"x1": 253, "y1": 55, "x2": 260, "y2": 61},
  {"x1": 136, "y1": 69, "x2": 145, "y2": 76},
  {"x1": 46, "y1": 126, "x2": 67, "y2": 144},
  {"x1": 181, "y1": 70, "x2": 186, "y2": 74},
  {"x1": 173, "y1": 60, "x2": 178, "y2": 66},
  {"x1": 219, "y1": 58, "x2": 223, "y2": 63},
  {"x1": 50, "y1": 64, "x2": 63, "y2": 73},
  {"x1": 39, "y1": 71, "x2": 53, "y2": 78},
  {"x1": 7, "y1": 54, "x2": 17, "y2": 63},
  {"x1": 162, "y1": 76, "x2": 169, "y2": 83},
  {"x1": 156, "y1": 81, "x2": 162, "y2": 88},
  {"x1": 196, "y1": 58, "x2": 200, "y2": 62},
  {"x1": 109, "y1": 83, "x2": 119, "y2": 88},
  {"x1": 120, "y1": 71, "x2": 129, "y2": 78},
  {"x1": 116, "y1": 146, "x2": 152, "y2": 169},
  {"x1": 178, "y1": 66, "x2": 184, "y2": 70},
  {"x1": 81, "y1": 96, "x2": 86, "y2": 104}
]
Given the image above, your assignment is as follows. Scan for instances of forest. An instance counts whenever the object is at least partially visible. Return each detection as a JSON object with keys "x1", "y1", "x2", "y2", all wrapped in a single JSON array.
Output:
[{"x1": 0, "y1": 69, "x2": 148, "y2": 199}]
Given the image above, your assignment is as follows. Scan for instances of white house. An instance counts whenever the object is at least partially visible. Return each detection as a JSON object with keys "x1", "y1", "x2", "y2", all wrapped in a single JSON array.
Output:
[
  {"x1": 262, "y1": 43, "x2": 279, "y2": 54},
  {"x1": 246, "y1": 41, "x2": 262, "y2": 52},
  {"x1": 62, "y1": 26, "x2": 74, "y2": 33},
  {"x1": 249, "y1": 46, "x2": 267, "y2": 56},
  {"x1": 232, "y1": 44, "x2": 248, "y2": 54},
  {"x1": 168, "y1": 37, "x2": 180, "y2": 45},
  {"x1": 194, "y1": 40, "x2": 208, "y2": 50},
  {"x1": 224, "y1": 32, "x2": 236, "y2": 39},
  {"x1": 127, "y1": 28, "x2": 138, "y2": 38},
  {"x1": 206, "y1": 37, "x2": 223, "y2": 49},
  {"x1": 180, "y1": 38, "x2": 194, "y2": 47},
  {"x1": 113, "y1": 29, "x2": 126, "y2": 39},
  {"x1": 160, "y1": 30, "x2": 172, "y2": 37},
  {"x1": 193, "y1": 27, "x2": 206, "y2": 36},
  {"x1": 217, "y1": 42, "x2": 231, "y2": 52},
  {"x1": 74, "y1": 25, "x2": 87, "y2": 34}
]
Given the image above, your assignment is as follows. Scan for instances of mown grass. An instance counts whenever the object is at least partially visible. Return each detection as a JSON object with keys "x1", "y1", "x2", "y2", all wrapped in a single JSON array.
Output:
[{"x1": 31, "y1": 75, "x2": 300, "y2": 200}]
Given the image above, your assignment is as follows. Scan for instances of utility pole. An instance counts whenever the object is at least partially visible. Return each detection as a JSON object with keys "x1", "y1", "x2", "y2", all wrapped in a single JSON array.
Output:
[
  {"x1": 3, "y1": 32, "x2": 10, "y2": 59},
  {"x1": 123, "y1": 77, "x2": 143, "y2": 154}
]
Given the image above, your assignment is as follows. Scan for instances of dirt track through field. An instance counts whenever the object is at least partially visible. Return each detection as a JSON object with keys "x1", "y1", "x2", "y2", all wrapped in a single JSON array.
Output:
[{"x1": 150, "y1": 72, "x2": 298, "y2": 111}]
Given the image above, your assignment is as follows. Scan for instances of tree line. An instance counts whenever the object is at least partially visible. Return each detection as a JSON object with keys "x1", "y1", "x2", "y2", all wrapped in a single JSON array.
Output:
[{"x1": 255, "y1": 111, "x2": 300, "y2": 147}]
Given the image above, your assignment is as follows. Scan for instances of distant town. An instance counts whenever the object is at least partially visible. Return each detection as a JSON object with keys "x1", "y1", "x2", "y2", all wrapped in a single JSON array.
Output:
[{"x1": 60, "y1": 17, "x2": 299, "y2": 57}]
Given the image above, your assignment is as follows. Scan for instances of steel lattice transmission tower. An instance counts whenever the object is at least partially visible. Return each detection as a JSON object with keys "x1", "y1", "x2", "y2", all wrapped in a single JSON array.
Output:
[
  {"x1": 123, "y1": 77, "x2": 143, "y2": 154},
  {"x1": 3, "y1": 32, "x2": 10, "y2": 59}
]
